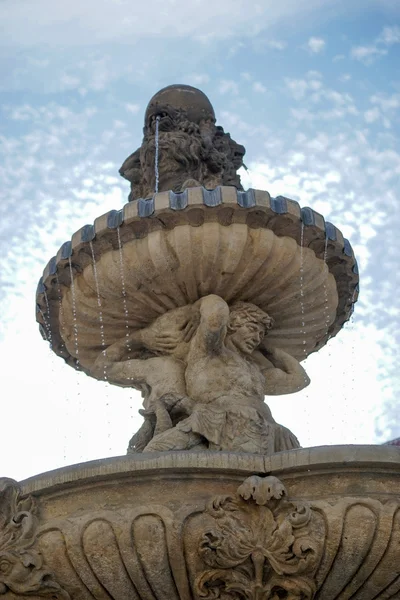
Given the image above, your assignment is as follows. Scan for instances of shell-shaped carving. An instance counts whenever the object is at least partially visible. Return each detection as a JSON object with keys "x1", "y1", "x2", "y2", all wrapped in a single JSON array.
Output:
[
  {"x1": 57, "y1": 223, "x2": 337, "y2": 370},
  {"x1": 314, "y1": 500, "x2": 400, "y2": 600},
  {"x1": 36, "y1": 187, "x2": 358, "y2": 372}
]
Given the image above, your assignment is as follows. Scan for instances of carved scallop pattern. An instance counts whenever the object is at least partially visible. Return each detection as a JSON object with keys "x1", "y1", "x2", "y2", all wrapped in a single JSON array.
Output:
[
  {"x1": 57, "y1": 223, "x2": 337, "y2": 370},
  {"x1": 31, "y1": 498, "x2": 399, "y2": 600},
  {"x1": 35, "y1": 187, "x2": 357, "y2": 373}
]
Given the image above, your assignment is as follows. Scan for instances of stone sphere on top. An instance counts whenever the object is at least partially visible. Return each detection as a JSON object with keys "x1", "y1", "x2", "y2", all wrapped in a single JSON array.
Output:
[{"x1": 144, "y1": 84, "x2": 216, "y2": 129}]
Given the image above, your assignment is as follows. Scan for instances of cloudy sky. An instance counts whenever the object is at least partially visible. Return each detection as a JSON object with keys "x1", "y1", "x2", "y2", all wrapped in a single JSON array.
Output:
[{"x1": 1, "y1": 0, "x2": 399, "y2": 481}]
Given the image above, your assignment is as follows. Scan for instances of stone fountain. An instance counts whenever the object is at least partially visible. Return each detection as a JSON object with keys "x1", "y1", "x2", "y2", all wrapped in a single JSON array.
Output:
[{"x1": 1, "y1": 85, "x2": 399, "y2": 599}]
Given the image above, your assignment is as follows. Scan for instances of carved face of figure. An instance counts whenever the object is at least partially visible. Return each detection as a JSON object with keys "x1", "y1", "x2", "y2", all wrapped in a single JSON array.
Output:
[
  {"x1": 145, "y1": 104, "x2": 181, "y2": 134},
  {"x1": 227, "y1": 301, "x2": 273, "y2": 355},
  {"x1": 229, "y1": 321, "x2": 265, "y2": 355}
]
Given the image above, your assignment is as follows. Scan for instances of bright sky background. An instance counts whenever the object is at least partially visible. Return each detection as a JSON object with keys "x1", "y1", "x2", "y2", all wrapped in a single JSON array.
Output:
[{"x1": 1, "y1": 0, "x2": 399, "y2": 481}]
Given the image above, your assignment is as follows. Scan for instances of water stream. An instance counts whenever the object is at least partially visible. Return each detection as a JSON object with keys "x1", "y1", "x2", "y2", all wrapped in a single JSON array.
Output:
[
  {"x1": 116, "y1": 226, "x2": 131, "y2": 359},
  {"x1": 89, "y1": 241, "x2": 107, "y2": 380},
  {"x1": 38, "y1": 305, "x2": 52, "y2": 347},
  {"x1": 298, "y1": 221, "x2": 311, "y2": 401},
  {"x1": 68, "y1": 256, "x2": 79, "y2": 364},
  {"x1": 55, "y1": 272, "x2": 65, "y2": 343},
  {"x1": 322, "y1": 233, "x2": 331, "y2": 338},
  {"x1": 154, "y1": 115, "x2": 160, "y2": 194},
  {"x1": 41, "y1": 290, "x2": 53, "y2": 349},
  {"x1": 299, "y1": 222, "x2": 307, "y2": 359}
]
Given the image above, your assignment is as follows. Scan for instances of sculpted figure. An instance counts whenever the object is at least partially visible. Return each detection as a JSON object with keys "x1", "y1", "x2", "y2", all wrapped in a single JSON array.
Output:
[
  {"x1": 92, "y1": 295, "x2": 309, "y2": 455},
  {"x1": 119, "y1": 84, "x2": 246, "y2": 200},
  {"x1": 92, "y1": 306, "x2": 193, "y2": 451}
]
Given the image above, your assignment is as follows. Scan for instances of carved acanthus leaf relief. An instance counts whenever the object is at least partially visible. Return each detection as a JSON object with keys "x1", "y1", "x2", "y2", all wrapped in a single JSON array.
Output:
[
  {"x1": 0, "y1": 478, "x2": 69, "y2": 599},
  {"x1": 194, "y1": 476, "x2": 321, "y2": 600}
]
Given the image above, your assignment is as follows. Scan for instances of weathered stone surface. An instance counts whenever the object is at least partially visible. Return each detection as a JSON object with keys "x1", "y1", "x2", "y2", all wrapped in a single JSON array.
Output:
[
  {"x1": 36, "y1": 84, "x2": 359, "y2": 459},
  {"x1": 91, "y1": 294, "x2": 307, "y2": 454},
  {"x1": 0, "y1": 478, "x2": 69, "y2": 599},
  {"x1": 36, "y1": 186, "x2": 357, "y2": 456},
  {"x1": 36, "y1": 187, "x2": 357, "y2": 374},
  {"x1": 12, "y1": 446, "x2": 400, "y2": 600},
  {"x1": 119, "y1": 84, "x2": 246, "y2": 199}
]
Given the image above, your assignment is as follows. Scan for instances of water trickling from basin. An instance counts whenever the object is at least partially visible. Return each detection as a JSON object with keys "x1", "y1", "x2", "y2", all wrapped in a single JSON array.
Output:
[
  {"x1": 38, "y1": 305, "x2": 52, "y2": 347},
  {"x1": 154, "y1": 115, "x2": 160, "y2": 194},
  {"x1": 299, "y1": 221, "x2": 307, "y2": 361},
  {"x1": 68, "y1": 256, "x2": 79, "y2": 364},
  {"x1": 55, "y1": 272, "x2": 65, "y2": 344},
  {"x1": 89, "y1": 241, "x2": 107, "y2": 380},
  {"x1": 116, "y1": 226, "x2": 131, "y2": 359},
  {"x1": 322, "y1": 233, "x2": 331, "y2": 339},
  {"x1": 42, "y1": 290, "x2": 53, "y2": 349}
]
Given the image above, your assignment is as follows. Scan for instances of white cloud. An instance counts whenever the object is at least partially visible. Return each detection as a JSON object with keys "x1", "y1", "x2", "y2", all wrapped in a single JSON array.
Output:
[
  {"x1": 285, "y1": 73, "x2": 358, "y2": 119},
  {"x1": 266, "y1": 39, "x2": 287, "y2": 50},
  {"x1": 185, "y1": 73, "x2": 210, "y2": 85},
  {"x1": 350, "y1": 24, "x2": 400, "y2": 65},
  {"x1": 59, "y1": 73, "x2": 81, "y2": 90},
  {"x1": 307, "y1": 36, "x2": 326, "y2": 53},
  {"x1": 351, "y1": 45, "x2": 387, "y2": 64},
  {"x1": 0, "y1": 0, "x2": 376, "y2": 49},
  {"x1": 371, "y1": 92, "x2": 400, "y2": 113},
  {"x1": 307, "y1": 70, "x2": 323, "y2": 78},
  {"x1": 27, "y1": 58, "x2": 50, "y2": 68},
  {"x1": 218, "y1": 79, "x2": 239, "y2": 95},
  {"x1": 253, "y1": 81, "x2": 267, "y2": 93},
  {"x1": 125, "y1": 103, "x2": 140, "y2": 114},
  {"x1": 362, "y1": 92, "x2": 400, "y2": 128},
  {"x1": 364, "y1": 107, "x2": 380, "y2": 123},
  {"x1": 377, "y1": 25, "x2": 400, "y2": 45},
  {"x1": 284, "y1": 78, "x2": 309, "y2": 100}
]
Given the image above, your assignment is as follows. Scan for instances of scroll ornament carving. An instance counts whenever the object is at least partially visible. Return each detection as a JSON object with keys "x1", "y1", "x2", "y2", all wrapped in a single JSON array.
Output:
[
  {"x1": 0, "y1": 478, "x2": 69, "y2": 599},
  {"x1": 195, "y1": 476, "x2": 321, "y2": 600}
]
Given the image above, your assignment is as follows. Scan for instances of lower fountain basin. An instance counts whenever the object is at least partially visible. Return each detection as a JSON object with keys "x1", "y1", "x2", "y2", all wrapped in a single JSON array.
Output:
[{"x1": 12, "y1": 446, "x2": 400, "y2": 600}]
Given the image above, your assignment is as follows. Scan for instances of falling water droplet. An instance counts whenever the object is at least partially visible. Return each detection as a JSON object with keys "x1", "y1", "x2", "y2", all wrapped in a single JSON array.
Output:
[
  {"x1": 55, "y1": 272, "x2": 66, "y2": 346},
  {"x1": 42, "y1": 290, "x2": 53, "y2": 349},
  {"x1": 116, "y1": 226, "x2": 131, "y2": 358},
  {"x1": 299, "y1": 221, "x2": 308, "y2": 375},
  {"x1": 68, "y1": 257, "x2": 79, "y2": 364},
  {"x1": 322, "y1": 232, "x2": 331, "y2": 340},
  {"x1": 89, "y1": 241, "x2": 107, "y2": 381},
  {"x1": 154, "y1": 115, "x2": 160, "y2": 194}
]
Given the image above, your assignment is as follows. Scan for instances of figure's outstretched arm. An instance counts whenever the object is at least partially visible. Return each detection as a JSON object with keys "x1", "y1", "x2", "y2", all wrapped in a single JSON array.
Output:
[
  {"x1": 95, "y1": 316, "x2": 184, "y2": 368},
  {"x1": 100, "y1": 330, "x2": 144, "y2": 364},
  {"x1": 260, "y1": 345, "x2": 310, "y2": 395},
  {"x1": 91, "y1": 349, "x2": 147, "y2": 386},
  {"x1": 186, "y1": 295, "x2": 229, "y2": 356}
]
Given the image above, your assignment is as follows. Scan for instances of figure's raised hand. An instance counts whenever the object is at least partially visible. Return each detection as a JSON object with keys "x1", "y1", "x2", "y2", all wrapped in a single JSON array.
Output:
[
  {"x1": 182, "y1": 305, "x2": 201, "y2": 342},
  {"x1": 140, "y1": 325, "x2": 181, "y2": 355}
]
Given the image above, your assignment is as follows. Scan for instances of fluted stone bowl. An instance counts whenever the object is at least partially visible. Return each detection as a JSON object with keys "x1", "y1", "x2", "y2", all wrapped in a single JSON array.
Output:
[
  {"x1": 13, "y1": 446, "x2": 400, "y2": 600},
  {"x1": 36, "y1": 187, "x2": 358, "y2": 374}
]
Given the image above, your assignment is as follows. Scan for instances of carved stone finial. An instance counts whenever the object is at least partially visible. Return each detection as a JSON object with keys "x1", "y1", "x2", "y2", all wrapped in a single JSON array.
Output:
[
  {"x1": 0, "y1": 478, "x2": 69, "y2": 599},
  {"x1": 144, "y1": 84, "x2": 216, "y2": 127},
  {"x1": 119, "y1": 84, "x2": 246, "y2": 199}
]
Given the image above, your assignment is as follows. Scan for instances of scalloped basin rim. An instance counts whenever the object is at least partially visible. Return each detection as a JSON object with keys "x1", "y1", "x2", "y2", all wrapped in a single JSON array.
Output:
[{"x1": 20, "y1": 445, "x2": 400, "y2": 495}]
